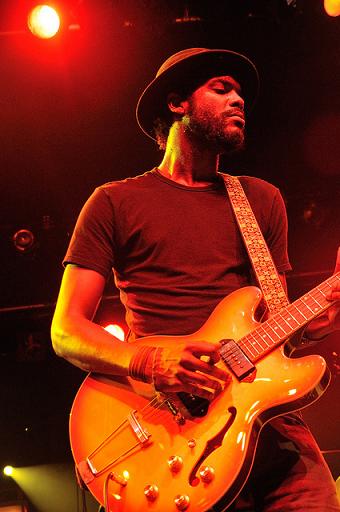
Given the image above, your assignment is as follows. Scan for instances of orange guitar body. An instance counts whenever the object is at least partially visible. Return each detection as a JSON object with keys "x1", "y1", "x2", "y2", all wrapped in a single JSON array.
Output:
[{"x1": 69, "y1": 286, "x2": 330, "y2": 512}]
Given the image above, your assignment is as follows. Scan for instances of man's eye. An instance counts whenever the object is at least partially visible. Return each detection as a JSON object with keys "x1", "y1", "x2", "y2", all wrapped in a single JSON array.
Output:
[{"x1": 213, "y1": 88, "x2": 225, "y2": 94}]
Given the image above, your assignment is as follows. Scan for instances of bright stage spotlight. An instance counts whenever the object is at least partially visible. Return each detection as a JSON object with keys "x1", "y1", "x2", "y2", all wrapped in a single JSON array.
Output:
[
  {"x1": 3, "y1": 465, "x2": 14, "y2": 476},
  {"x1": 324, "y1": 0, "x2": 340, "y2": 16},
  {"x1": 27, "y1": 5, "x2": 61, "y2": 39}
]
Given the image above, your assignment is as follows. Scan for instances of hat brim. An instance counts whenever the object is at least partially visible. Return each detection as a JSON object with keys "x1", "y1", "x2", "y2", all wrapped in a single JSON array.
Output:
[{"x1": 136, "y1": 49, "x2": 259, "y2": 141}]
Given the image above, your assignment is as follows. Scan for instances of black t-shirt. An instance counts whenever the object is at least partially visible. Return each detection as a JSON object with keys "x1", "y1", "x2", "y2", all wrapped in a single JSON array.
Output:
[{"x1": 64, "y1": 169, "x2": 291, "y2": 338}]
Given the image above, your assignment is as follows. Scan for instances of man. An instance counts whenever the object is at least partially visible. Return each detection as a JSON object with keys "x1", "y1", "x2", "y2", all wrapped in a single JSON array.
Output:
[{"x1": 51, "y1": 49, "x2": 340, "y2": 510}]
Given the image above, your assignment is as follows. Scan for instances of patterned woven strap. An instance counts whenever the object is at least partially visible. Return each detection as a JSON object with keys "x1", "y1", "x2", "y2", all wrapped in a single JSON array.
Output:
[{"x1": 222, "y1": 173, "x2": 289, "y2": 314}]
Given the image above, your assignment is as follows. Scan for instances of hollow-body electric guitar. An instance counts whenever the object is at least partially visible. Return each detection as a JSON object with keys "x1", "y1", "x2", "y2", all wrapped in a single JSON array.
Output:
[{"x1": 70, "y1": 272, "x2": 339, "y2": 512}]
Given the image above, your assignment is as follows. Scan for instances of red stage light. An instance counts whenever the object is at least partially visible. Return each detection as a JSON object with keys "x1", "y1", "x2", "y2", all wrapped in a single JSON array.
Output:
[
  {"x1": 27, "y1": 5, "x2": 61, "y2": 39},
  {"x1": 324, "y1": 0, "x2": 340, "y2": 16},
  {"x1": 104, "y1": 324, "x2": 125, "y2": 341}
]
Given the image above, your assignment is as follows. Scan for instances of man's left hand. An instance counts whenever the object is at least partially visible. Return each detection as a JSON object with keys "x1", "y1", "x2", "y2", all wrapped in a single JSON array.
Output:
[{"x1": 326, "y1": 246, "x2": 340, "y2": 331}]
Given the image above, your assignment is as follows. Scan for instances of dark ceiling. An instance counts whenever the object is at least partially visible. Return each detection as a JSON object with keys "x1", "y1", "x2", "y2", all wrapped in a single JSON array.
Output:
[{"x1": 1, "y1": 0, "x2": 339, "y2": 508}]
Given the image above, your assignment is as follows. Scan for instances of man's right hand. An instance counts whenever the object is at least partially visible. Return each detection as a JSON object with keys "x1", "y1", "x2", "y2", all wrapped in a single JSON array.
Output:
[{"x1": 131, "y1": 341, "x2": 231, "y2": 401}]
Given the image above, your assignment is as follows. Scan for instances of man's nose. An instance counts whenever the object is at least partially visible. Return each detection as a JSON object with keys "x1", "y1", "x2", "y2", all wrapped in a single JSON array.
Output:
[{"x1": 229, "y1": 90, "x2": 244, "y2": 110}]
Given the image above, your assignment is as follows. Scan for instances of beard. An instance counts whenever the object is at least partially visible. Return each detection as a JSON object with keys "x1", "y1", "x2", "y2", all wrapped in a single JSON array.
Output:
[{"x1": 184, "y1": 100, "x2": 245, "y2": 155}]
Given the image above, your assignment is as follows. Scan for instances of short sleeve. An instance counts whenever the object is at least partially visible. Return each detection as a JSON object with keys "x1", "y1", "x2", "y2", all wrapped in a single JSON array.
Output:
[{"x1": 63, "y1": 187, "x2": 116, "y2": 277}]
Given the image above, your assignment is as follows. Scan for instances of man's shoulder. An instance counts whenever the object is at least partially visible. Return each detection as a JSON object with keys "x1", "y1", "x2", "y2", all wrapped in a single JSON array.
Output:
[
  {"x1": 238, "y1": 174, "x2": 278, "y2": 191},
  {"x1": 98, "y1": 169, "x2": 157, "y2": 195},
  {"x1": 236, "y1": 174, "x2": 280, "y2": 199}
]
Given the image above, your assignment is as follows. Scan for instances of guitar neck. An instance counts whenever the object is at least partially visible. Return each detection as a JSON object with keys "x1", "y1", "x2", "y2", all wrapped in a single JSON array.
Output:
[{"x1": 239, "y1": 271, "x2": 340, "y2": 362}]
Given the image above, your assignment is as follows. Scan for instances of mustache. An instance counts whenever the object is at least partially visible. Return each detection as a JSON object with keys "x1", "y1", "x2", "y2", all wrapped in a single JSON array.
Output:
[{"x1": 223, "y1": 108, "x2": 245, "y2": 119}]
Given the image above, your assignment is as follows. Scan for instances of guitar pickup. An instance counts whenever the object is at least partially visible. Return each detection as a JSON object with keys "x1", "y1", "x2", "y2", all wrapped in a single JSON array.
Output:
[{"x1": 220, "y1": 339, "x2": 256, "y2": 381}]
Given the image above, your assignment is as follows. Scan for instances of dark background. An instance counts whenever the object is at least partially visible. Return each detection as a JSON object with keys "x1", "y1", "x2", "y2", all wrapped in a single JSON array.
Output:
[{"x1": 0, "y1": 0, "x2": 339, "y2": 509}]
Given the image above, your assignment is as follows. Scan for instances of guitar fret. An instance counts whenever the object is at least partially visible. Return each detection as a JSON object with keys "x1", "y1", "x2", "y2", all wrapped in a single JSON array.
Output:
[
  {"x1": 311, "y1": 295, "x2": 323, "y2": 308},
  {"x1": 287, "y1": 310, "x2": 298, "y2": 323},
  {"x1": 288, "y1": 303, "x2": 308, "y2": 322},
  {"x1": 248, "y1": 332, "x2": 263, "y2": 353},
  {"x1": 314, "y1": 287, "x2": 329, "y2": 304},
  {"x1": 257, "y1": 325, "x2": 275, "y2": 347},
  {"x1": 270, "y1": 317, "x2": 289, "y2": 336},
  {"x1": 258, "y1": 329, "x2": 273, "y2": 349},
  {"x1": 264, "y1": 320, "x2": 282, "y2": 342},
  {"x1": 291, "y1": 300, "x2": 313, "y2": 321},
  {"x1": 293, "y1": 305, "x2": 308, "y2": 320},
  {"x1": 238, "y1": 338, "x2": 257, "y2": 360},
  {"x1": 306, "y1": 294, "x2": 324, "y2": 314},
  {"x1": 317, "y1": 281, "x2": 332, "y2": 297},
  {"x1": 316, "y1": 285, "x2": 327, "y2": 298},
  {"x1": 301, "y1": 297, "x2": 315, "y2": 314},
  {"x1": 241, "y1": 342, "x2": 259, "y2": 359},
  {"x1": 277, "y1": 311, "x2": 299, "y2": 329},
  {"x1": 247, "y1": 332, "x2": 262, "y2": 356}
]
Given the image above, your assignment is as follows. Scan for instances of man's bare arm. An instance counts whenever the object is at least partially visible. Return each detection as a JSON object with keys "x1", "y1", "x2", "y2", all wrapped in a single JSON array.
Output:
[
  {"x1": 51, "y1": 264, "x2": 230, "y2": 399},
  {"x1": 51, "y1": 264, "x2": 138, "y2": 375}
]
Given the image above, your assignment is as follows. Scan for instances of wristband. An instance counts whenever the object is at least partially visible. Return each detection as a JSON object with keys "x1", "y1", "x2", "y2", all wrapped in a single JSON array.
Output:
[{"x1": 128, "y1": 346, "x2": 157, "y2": 383}]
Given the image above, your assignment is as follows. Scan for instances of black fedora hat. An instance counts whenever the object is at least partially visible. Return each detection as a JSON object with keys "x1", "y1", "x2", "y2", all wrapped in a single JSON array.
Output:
[{"x1": 136, "y1": 47, "x2": 259, "y2": 141}]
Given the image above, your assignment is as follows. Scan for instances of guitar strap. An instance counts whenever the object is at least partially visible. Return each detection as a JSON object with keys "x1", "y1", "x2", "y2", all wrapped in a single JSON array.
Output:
[{"x1": 222, "y1": 173, "x2": 289, "y2": 314}]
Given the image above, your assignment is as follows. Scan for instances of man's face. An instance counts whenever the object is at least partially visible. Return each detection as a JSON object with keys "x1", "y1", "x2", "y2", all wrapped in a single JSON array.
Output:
[{"x1": 182, "y1": 75, "x2": 245, "y2": 154}]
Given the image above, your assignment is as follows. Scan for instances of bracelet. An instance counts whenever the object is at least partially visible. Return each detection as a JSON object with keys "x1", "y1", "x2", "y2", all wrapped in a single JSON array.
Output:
[
  {"x1": 128, "y1": 346, "x2": 157, "y2": 383},
  {"x1": 151, "y1": 347, "x2": 164, "y2": 391}
]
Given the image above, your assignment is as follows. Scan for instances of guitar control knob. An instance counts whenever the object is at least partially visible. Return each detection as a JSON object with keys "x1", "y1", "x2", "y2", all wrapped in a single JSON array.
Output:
[
  {"x1": 199, "y1": 465, "x2": 215, "y2": 484},
  {"x1": 168, "y1": 455, "x2": 183, "y2": 473},
  {"x1": 174, "y1": 494, "x2": 190, "y2": 510},
  {"x1": 144, "y1": 484, "x2": 159, "y2": 501}
]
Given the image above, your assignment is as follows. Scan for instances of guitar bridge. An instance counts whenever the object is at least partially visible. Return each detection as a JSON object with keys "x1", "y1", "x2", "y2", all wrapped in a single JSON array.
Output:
[
  {"x1": 77, "y1": 409, "x2": 152, "y2": 480},
  {"x1": 127, "y1": 410, "x2": 151, "y2": 444},
  {"x1": 220, "y1": 339, "x2": 256, "y2": 381}
]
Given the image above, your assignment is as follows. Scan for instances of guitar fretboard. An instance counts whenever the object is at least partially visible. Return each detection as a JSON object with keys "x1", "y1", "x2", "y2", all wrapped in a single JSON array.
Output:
[{"x1": 230, "y1": 272, "x2": 340, "y2": 363}]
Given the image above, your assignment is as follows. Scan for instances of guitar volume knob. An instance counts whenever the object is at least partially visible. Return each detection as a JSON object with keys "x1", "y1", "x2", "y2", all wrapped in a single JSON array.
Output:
[
  {"x1": 174, "y1": 494, "x2": 190, "y2": 510},
  {"x1": 144, "y1": 484, "x2": 159, "y2": 501},
  {"x1": 199, "y1": 465, "x2": 215, "y2": 483},
  {"x1": 168, "y1": 455, "x2": 183, "y2": 473}
]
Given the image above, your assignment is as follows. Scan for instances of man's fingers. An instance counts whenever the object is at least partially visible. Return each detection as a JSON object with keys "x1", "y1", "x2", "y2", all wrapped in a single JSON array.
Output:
[
  {"x1": 152, "y1": 341, "x2": 231, "y2": 397},
  {"x1": 189, "y1": 341, "x2": 221, "y2": 358},
  {"x1": 153, "y1": 375, "x2": 218, "y2": 401},
  {"x1": 180, "y1": 370, "x2": 223, "y2": 393},
  {"x1": 326, "y1": 286, "x2": 340, "y2": 301},
  {"x1": 198, "y1": 358, "x2": 230, "y2": 381},
  {"x1": 182, "y1": 348, "x2": 230, "y2": 381}
]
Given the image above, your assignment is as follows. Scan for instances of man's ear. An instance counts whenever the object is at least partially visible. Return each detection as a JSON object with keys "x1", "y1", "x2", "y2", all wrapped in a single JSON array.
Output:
[{"x1": 166, "y1": 93, "x2": 187, "y2": 116}]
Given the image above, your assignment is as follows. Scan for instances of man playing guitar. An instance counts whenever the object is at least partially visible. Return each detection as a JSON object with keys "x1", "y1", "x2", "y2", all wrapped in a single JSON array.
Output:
[{"x1": 51, "y1": 49, "x2": 340, "y2": 511}]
